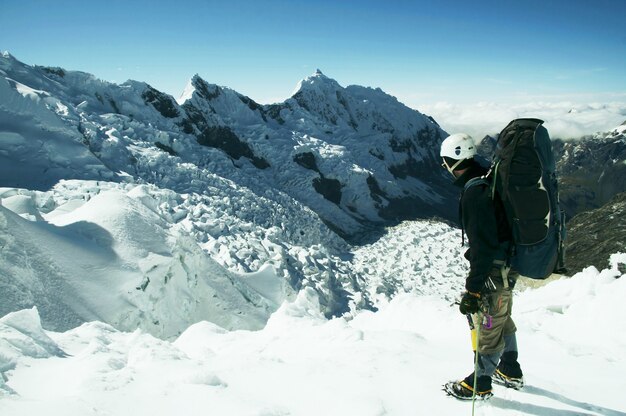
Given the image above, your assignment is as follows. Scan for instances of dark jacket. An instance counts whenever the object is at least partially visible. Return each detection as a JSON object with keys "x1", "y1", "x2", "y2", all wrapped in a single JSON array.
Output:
[{"x1": 454, "y1": 161, "x2": 512, "y2": 293}]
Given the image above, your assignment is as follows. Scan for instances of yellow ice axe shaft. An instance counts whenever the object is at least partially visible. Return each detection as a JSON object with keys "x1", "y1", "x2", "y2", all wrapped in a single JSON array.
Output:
[
  {"x1": 466, "y1": 312, "x2": 482, "y2": 415},
  {"x1": 466, "y1": 313, "x2": 477, "y2": 351},
  {"x1": 471, "y1": 326, "x2": 478, "y2": 352}
]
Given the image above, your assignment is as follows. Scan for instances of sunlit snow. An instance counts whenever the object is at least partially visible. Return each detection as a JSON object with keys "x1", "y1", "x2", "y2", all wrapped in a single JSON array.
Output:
[
  {"x1": 1, "y1": 51, "x2": 625, "y2": 416},
  {"x1": 1, "y1": 258, "x2": 625, "y2": 415}
]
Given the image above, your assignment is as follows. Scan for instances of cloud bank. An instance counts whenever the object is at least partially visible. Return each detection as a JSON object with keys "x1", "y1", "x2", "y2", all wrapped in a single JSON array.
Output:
[{"x1": 418, "y1": 101, "x2": 626, "y2": 140}]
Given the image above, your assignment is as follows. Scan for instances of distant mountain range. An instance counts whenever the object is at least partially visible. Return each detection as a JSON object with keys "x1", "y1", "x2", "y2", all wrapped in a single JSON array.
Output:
[
  {"x1": 553, "y1": 124, "x2": 626, "y2": 220},
  {"x1": 0, "y1": 53, "x2": 456, "y2": 240}
]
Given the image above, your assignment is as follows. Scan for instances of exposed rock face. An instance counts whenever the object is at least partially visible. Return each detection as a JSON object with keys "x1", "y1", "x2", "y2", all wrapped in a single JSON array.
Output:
[
  {"x1": 293, "y1": 152, "x2": 319, "y2": 172},
  {"x1": 313, "y1": 177, "x2": 343, "y2": 204},
  {"x1": 565, "y1": 191, "x2": 626, "y2": 275},
  {"x1": 476, "y1": 135, "x2": 497, "y2": 159},
  {"x1": 142, "y1": 86, "x2": 180, "y2": 118},
  {"x1": 553, "y1": 126, "x2": 626, "y2": 220}
]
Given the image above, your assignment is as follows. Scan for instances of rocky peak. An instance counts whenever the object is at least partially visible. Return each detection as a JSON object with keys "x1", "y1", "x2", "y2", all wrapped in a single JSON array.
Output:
[
  {"x1": 190, "y1": 74, "x2": 221, "y2": 101},
  {"x1": 476, "y1": 135, "x2": 497, "y2": 158}
]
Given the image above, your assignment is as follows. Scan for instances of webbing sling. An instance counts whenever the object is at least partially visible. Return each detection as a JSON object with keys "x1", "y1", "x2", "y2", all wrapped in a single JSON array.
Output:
[{"x1": 492, "y1": 259, "x2": 510, "y2": 290}]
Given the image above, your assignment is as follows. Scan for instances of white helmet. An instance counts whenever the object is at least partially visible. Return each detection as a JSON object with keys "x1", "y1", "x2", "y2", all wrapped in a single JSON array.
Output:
[
  {"x1": 440, "y1": 133, "x2": 476, "y2": 160},
  {"x1": 440, "y1": 133, "x2": 476, "y2": 175}
]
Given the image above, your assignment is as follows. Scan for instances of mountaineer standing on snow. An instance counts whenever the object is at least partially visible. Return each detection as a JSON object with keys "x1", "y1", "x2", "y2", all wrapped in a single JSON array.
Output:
[{"x1": 440, "y1": 133, "x2": 524, "y2": 400}]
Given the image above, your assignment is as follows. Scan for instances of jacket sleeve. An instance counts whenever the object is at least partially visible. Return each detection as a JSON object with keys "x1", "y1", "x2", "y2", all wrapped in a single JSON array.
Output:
[{"x1": 461, "y1": 184, "x2": 500, "y2": 293}]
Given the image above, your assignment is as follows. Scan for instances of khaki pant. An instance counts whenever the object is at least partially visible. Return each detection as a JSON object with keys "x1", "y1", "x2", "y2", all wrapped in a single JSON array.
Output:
[{"x1": 472, "y1": 266, "x2": 518, "y2": 355}]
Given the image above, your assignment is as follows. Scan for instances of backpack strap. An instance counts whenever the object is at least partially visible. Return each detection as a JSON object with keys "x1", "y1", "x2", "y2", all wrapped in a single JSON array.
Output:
[
  {"x1": 459, "y1": 176, "x2": 490, "y2": 246},
  {"x1": 464, "y1": 176, "x2": 489, "y2": 191},
  {"x1": 460, "y1": 174, "x2": 513, "y2": 249}
]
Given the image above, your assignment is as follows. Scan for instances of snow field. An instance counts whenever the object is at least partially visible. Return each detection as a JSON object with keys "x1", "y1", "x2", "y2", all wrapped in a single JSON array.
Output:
[
  {"x1": 1, "y1": 179, "x2": 467, "y2": 332},
  {"x1": 0, "y1": 182, "x2": 283, "y2": 337},
  {"x1": 351, "y1": 220, "x2": 467, "y2": 303},
  {"x1": 1, "y1": 257, "x2": 625, "y2": 415}
]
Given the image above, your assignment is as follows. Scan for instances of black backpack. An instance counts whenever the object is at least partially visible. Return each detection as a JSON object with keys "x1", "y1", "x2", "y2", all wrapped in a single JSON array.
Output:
[{"x1": 467, "y1": 118, "x2": 567, "y2": 279}]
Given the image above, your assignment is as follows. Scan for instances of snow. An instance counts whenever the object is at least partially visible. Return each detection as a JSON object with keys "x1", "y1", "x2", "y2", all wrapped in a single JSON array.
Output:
[
  {"x1": 612, "y1": 123, "x2": 626, "y2": 136},
  {"x1": 0, "y1": 72, "x2": 115, "y2": 190},
  {"x1": 238, "y1": 264, "x2": 285, "y2": 308},
  {"x1": 0, "y1": 180, "x2": 466, "y2": 335},
  {"x1": 2, "y1": 52, "x2": 626, "y2": 415},
  {"x1": 0, "y1": 183, "x2": 277, "y2": 337},
  {"x1": 4, "y1": 178, "x2": 622, "y2": 414},
  {"x1": 176, "y1": 78, "x2": 196, "y2": 105},
  {"x1": 1, "y1": 263, "x2": 625, "y2": 415}
]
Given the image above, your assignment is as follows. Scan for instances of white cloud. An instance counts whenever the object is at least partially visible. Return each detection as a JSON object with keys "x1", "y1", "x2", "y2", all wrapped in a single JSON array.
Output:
[{"x1": 417, "y1": 100, "x2": 626, "y2": 140}]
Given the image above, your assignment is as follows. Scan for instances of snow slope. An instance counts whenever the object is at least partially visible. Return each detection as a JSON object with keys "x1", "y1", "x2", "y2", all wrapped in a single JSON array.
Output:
[
  {"x1": 0, "y1": 183, "x2": 276, "y2": 338},
  {"x1": 0, "y1": 62, "x2": 114, "y2": 190},
  {"x1": 0, "y1": 181, "x2": 467, "y2": 336},
  {"x1": 1, "y1": 255, "x2": 624, "y2": 415}
]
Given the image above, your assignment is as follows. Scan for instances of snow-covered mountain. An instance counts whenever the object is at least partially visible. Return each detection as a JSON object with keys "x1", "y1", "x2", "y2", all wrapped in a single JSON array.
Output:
[
  {"x1": 0, "y1": 53, "x2": 454, "y2": 239},
  {"x1": 0, "y1": 53, "x2": 465, "y2": 337}
]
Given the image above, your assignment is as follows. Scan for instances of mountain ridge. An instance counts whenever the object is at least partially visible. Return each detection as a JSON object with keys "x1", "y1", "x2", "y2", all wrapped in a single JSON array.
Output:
[{"x1": 0, "y1": 53, "x2": 456, "y2": 238}]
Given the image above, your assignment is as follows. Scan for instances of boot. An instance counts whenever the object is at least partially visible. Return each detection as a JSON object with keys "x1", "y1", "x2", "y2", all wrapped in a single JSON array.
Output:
[
  {"x1": 493, "y1": 351, "x2": 524, "y2": 389},
  {"x1": 443, "y1": 374, "x2": 493, "y2": 400}
]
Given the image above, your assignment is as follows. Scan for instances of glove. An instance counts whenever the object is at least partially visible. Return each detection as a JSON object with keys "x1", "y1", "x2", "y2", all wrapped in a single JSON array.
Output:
[{"x1": 459, "y1": 291, "x2": 481, "y2": 315}]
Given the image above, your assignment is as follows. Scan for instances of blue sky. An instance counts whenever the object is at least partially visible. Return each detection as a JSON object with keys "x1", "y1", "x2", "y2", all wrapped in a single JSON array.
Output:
[{"x1": 1, "y1": 0, "x2": 625, "y2": 132}]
